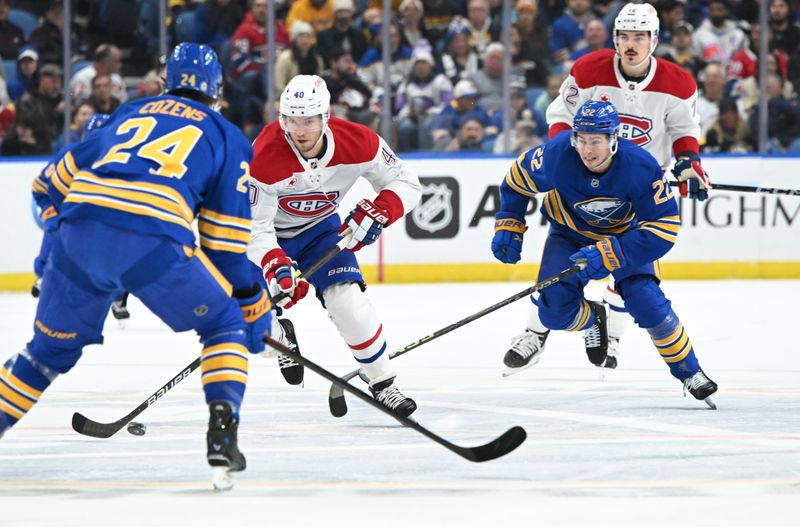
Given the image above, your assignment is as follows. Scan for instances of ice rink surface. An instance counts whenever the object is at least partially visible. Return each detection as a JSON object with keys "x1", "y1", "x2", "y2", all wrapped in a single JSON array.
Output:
[{"x1": 1, "y1": 279, "x2": 799, "y2": 526}]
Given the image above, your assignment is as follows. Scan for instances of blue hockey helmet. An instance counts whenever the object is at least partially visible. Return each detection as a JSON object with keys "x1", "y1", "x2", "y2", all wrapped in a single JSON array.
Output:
[
  {"x1": 82, "y1": 113, "x2": 110, "y2": 139},
  {"x1": 165, "y1": 43, "x2": 222, "y2": 102},
  {"x1": 572, "y1": 100, "x2": 620, "y2": 135},
  {"x1": 572, "y1": 100, "x2": 621, "y2": 158}
]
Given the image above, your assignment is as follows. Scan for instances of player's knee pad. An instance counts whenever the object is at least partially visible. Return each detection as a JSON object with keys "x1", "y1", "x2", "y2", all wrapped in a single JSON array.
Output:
[{"x1": 616, "y1": 275, "x2": 671, "y2": 329}]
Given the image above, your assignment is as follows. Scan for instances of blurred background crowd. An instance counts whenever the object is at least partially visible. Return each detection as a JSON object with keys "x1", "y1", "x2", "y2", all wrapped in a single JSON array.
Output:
[{"x1": 0, "y1": 0, "x2": 796, "y2": 156}]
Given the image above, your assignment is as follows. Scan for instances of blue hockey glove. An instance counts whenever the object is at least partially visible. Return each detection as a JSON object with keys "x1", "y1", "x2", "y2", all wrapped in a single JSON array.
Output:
[
  {"x1": 672, "y1": 154, "x2": 711, "y2": 201},
  {"x1": 570, "y1": 236, "x2": 627, "y2": 281},
  {"x1": 492, "y1": 212, "x2": 526, "y2": 264},
  {"x1": 233, "y1": 284, "x2": 272, "y2": 354},
  {"x1": 339, "y1": 198, "x2": 390, "y2": 252}
]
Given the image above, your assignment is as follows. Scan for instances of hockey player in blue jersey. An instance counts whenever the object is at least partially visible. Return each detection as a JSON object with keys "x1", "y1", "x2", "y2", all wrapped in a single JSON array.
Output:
[
  {"x1": 29, "y1": 113, "x2": 133, "y2": 323},
  {"x1": 0, "y1": 43, "x2": 271, "y2": 489},
  {"x1": 491, "y1": 100, "x2": 718, "y2": 408}
]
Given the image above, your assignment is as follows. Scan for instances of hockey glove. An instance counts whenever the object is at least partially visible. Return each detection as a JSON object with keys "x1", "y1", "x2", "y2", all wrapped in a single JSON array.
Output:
[
  {"x1": 339, "y1": 198, "x2": 390, "y2": 252},
  {"x1": 672, "y1": 154, "x2": 711, "y2": 201},
  {"x1": 262, "y1": 248, "x2": 310, "y2": 309},
  {"x1": 492, "y1": 212, "x2": 526, "y2": 264},
  {"x1": 233, "y1": 284, "x2": 272, "y2": 354},
  {"x1": 570, "y1": 236, "x2": 627, "y2": 282},
  {"x1": 41, "y1": 205, "x2": 59, "y2": 232}
]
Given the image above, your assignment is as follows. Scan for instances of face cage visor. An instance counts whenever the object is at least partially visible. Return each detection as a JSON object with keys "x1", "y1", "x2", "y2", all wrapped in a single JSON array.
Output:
[
  {"x1": 279, "y1": 113, "x2": 326, "y2": 133},
  {"x1": 571, "y1": 132, "x2": 619, "y2": 157}
]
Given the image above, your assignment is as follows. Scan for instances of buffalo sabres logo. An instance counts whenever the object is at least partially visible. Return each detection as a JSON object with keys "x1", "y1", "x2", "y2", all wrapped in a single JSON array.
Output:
[
  {"x1": 619, "y1": 113, "x2": 654, "y2": 146},
  {"x1": 575, "y1": 197, "x2": 631, "y2": 227},
  {"x1": 278, "y1": 191, "x2": 340, "y2": 218}
]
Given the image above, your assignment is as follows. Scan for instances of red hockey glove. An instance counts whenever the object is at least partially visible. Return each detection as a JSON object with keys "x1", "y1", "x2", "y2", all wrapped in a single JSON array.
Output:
[{"x1": 262, "y1": 248, "x2": 309, "y2": 309}]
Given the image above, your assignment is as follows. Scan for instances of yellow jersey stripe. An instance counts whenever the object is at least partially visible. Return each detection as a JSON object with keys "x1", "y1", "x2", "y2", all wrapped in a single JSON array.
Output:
[
  {"x1": 518, "y1": 162, "x2": 540, "y2": 193},
  {"x1": 639, "y1": 226, "x2": 677, "y2": 243},
  {"x1": 76, "y1": 171, "x2": 192, "y2": 213},
  {"x1": 0, "y1": 367, "x2": 43, "y2": 399},
  {"x1": 64, "y1": 193, "x2": 193, "y2": 231},
  {"x1": 63, "y1": 150, "x2": 79, "y2": 175},
  {"x1": 73, "y1": 172, "x2": 193, "y2": 221},
  {"x1": 640, "y1": 220, "x2": 681, "y2": 234},
  {"x1": 199, "y1": 208, "x2": 252, "y2": 229},
  {"x1": 505, "y1": 171, "x2": 536, "y2": 197},
  {"x1": 69, "y1": 180, "x2": 193, "y2": 224},
  {"x1": 193, "y1": 247, "x2": 233, "y2": 296},
  {"x1": 199, "y1": 237, "x2": 248, "y2": 254},
  {"x1": 198, "y1": 222, "x2": 251, "y2": 243},
  {"x1": 50, "y1": 162, "x2": 71, "y2": 197},
  {"x1": 31, "y1": 177, "x2": 48, "y2": 194}
]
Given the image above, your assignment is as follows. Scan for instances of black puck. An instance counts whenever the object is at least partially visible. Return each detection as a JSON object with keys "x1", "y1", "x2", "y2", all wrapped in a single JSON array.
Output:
[{"x1": 127, "y1": 422, "x2": 147, "y2": 436}]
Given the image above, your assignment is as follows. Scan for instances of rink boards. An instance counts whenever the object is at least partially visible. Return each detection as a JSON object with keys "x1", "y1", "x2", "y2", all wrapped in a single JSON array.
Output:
[{"x1": 1, "y1": 154, "x2": 799, "y2": 289}]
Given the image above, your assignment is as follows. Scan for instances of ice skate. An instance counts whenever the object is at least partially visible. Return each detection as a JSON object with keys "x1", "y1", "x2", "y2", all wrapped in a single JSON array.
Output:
[
  {"x1": 502, "y1": 330, "x2": 550, "y2": 377},
  {"x1": 111, "y1": 293, "x2": 130, "y2": 328},
  {"x1": 275, "y1": 318, "x2": 303, "y2": 386},
  {"x1": 370, "y1": 377, "x2": 417, "y2": 417},
  {"x1": 597, "y1": 337, "x2": 620, "y2": 380},
  {"x1": 206, "y1": 401, "x2": 246, "y2": 491},
  {"x1": 584, "y1": 301, "x2": 608, "y2": 367},
  {"x1": 683, "y1": 369, "x2": 718, "y2": 409}
]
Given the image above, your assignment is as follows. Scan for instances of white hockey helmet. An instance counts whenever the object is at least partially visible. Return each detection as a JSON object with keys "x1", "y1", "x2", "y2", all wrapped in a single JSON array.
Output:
[
  {"x1": 279, "y1": 74, "x2": 331, "y2": 133},
  {"x1": 614, "y1": 2, "x2": 659, "y2": 56}
]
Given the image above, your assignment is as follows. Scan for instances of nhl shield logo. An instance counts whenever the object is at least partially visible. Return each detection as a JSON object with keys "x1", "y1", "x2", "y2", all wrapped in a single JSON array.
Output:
[{"x1": 406, "y1": 177, "x2": 460, "y2": 239}]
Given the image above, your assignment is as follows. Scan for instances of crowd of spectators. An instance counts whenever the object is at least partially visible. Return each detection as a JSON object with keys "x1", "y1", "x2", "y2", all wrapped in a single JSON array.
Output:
[{"x1": 1, "y1": 0, "x2": 800, "y2": 156}]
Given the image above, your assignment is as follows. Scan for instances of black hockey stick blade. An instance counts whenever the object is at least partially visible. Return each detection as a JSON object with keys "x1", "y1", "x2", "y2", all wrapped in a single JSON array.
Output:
[
  {"x1": 265, "y1": 336, "x2": 526, "y2": 462},
  {"x1": 71, "y1": 357, "x2": 200, "y2": 438},
  {"x1": 328, "y1": 369, "x2": 360, "y2": 417},
  {"x1": 327, "y1": 261, "x2": 587, "y2": 417},
  {"x1": 456, "y1": 426, "x2": 527, "y2": 463}
]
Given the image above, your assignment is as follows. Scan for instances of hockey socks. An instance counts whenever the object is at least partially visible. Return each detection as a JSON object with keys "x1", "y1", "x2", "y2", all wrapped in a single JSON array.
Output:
[
  {"x1": 200, "y1": 334, "x2": 249, "y2": 419},
  {"x1": 0, "y1": 350, "x2": 57, "y2": 436},
  {"x1": 647, "y1": 310, "x2": 700, "y2": 381}
]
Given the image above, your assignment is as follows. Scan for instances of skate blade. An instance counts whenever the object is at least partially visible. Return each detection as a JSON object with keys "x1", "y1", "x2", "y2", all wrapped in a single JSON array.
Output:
[
  {"x1": 212, "y1": 466, "x2": 235, "y2": 491},
  {"x1": 502, "y1": 359, "x2": 539, "y2": 378},
  {"x1": 704, "y1": 396, "x2": 717, "y2": 410},
  {"x1": 116, "y1": 319, "x2": 127, "y2": 330}
]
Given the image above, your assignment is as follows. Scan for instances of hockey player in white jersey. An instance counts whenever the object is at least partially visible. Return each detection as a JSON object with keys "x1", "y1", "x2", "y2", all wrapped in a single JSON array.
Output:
[
  {"x1": 503, "y1": 2, "x2": 712, "y2": 376},
  {"x1": 248, "y1": 75, "x2": 421, "y2": 416}
]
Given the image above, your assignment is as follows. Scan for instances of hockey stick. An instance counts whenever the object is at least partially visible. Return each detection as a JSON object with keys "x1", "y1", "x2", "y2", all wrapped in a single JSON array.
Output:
[
  {"x1": 328, "y1": 261, "x2": 587, "y2": 417},
  {"x1": 71, "y1": 230, "x2": 354, "y2": 438},
  {"x1": 264, "y1": 336, "x2": 527, "y2": 462},
  {"x1": 668, "y1": 180, "x2": 800, "y2": 196}
]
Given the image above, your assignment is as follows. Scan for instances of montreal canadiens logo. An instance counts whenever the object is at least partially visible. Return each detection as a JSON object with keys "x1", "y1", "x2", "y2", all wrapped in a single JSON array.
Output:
[
  {"x1": 618, "y1": 113, "x2": 653, "y2": 146},
  {"x1": 279, "y1": 191, "x2": 340, "y2": 218}
]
